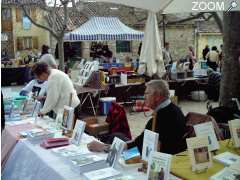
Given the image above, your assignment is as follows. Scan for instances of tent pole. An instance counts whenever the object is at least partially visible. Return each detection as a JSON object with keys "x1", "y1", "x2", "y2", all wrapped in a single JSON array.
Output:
[{"x1": 162, "y1": 14, "x2": 166, "y2": 45}]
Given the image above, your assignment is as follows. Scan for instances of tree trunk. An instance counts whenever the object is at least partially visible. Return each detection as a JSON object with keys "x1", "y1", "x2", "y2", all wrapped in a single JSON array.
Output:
[
  {"x1": 58, "y1": 38, "x2": 65, "y2": 71},
  {"x1": 219, "y1": 12, "x2": 240, "y2": 108}
]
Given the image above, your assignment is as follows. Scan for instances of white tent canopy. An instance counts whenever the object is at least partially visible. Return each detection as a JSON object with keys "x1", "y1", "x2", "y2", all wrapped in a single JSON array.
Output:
[
  {"x1": 138, "y1": 12, "x2": 165, "y2": 77},
  {"x1": 64, "y1": 17, "x2": 144, "y2": 41}
]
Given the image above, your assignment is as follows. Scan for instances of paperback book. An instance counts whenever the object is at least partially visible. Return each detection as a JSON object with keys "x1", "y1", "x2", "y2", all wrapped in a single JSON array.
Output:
[
  {"x1": 83, "y1": 167, "x2": 121, "y2": 180},
  {"x1": 194, "y1": 121, "x2": 220, "y2": 151},
  {"x1": 213, "y1": 152, "x2": 240, "y2": 166},
  {"x1": 228, "y1": 119, "x2": 240, "y2": 148},
  {"x1": 71, "y1": 120, "x2": 86, "y2": 145},
  {"x1": 70, "y1": 154, "x2": 107, "y2": 173},
  {"x1": 210, "y1": 161, "x2": 240, "y2": 180},
  {"x1": 147, "y1": 151, "x2": 172, "y2": 180},
  {"x1": 106, "y1": 137, "x2": 126, "y2": 167},
  {"x1": 142, "y1": 129, "x2": 159, "y2": 162},
  {"x1": 186, "y1": 136, "x2": 212, "y2": 172},
  {"x1": 62, "y1": 106, "x2": 74, "y2": 130}
]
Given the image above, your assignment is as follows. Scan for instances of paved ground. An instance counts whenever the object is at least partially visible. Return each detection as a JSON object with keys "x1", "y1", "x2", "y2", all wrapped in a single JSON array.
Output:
[{"x1": 2, "y1": 86, "x2": 218, "y2": 138}]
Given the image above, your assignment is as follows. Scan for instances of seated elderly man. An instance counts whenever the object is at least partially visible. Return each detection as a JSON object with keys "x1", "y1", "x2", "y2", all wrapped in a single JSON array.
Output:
[{"x1": 88, "y1": 80, "x2": 187, "y2": 155}]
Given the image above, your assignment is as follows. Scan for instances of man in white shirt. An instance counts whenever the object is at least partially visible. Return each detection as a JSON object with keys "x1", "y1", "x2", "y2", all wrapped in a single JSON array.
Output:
[
  {"x1": 162, "y1": 42, "x2": 173, "y2": 65},
  {"x1": 31, "y1": 62, "x2": 80, "y2": 116}
]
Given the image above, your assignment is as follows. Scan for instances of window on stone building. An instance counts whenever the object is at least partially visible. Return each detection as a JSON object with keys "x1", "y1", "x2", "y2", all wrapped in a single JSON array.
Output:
[
  {"x1": 2, "y1": 8, "x2": 11, "y2": 20},
  {"x1": 17, "y1": 37, "x2": 38, "y2": 50},
  {"x1": 116, "y1": 41, "x2": 131, "y2": 53}
]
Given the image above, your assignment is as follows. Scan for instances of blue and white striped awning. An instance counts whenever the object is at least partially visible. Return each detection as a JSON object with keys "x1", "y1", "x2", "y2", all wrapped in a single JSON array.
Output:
[{"x1": 64, "y1": 17, "x2": 144, "y2": 41}]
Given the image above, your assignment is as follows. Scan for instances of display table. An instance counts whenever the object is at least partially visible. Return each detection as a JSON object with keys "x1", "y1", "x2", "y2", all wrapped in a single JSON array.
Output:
[
  {"x1": 1, "y1": 67, "x2": 32, "y2": 86},
  {"x1": 168, "y1": 77, "x2": 208, "y2": 100},
  {"x1": 1, "y1": 122, "x2": 36, "y2": 170},
  {"x1": 171, "y1": 140, "x2": 240, "y2": 180}
]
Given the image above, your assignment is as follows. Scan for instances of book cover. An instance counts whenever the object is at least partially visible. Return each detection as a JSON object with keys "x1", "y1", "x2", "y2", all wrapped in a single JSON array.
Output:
[
  {"x1": 142, "y1": 129, "x2": 159, "y2": 161},
  {"x1": 71, "y1": 155, "x2": 105, "y2": 167},
  {"x1": 186, "y1": 136, "x2": 212, "y2": 172},
  {"x1": 228, "y1": 119, "x2": 240, "y2": 148},
  {"x1": 194, "y1": 121, "x2": 220, "y2": 151},
  {"x1": 122, "y1": 147, "x2": 140, "y2": 161},
  {"x1": 84, "y1": 167, "x2": 121, "y2": 180},
  {"x1": 147, "y1": 151, "x2": 172, "y2": 180},
  {"x1": 52, "y1": 145, "x2": 89, "y2": 157},
  {"x1": 71, "y1": 120, "x2": 86, "y2": 145},
  {"x1": 106, "y1": 137, "x2": 126, "y2": 167},
  {"x1": 213, "y1": 152, "x2": 240, "y2": 166},
  {"x1": 210, "y1": 167, "x2": 240, "y2": 180},
  {"x1": 62, "y1": 106, "x2": 74, "y2": 130},
  {"x1": 108, "y1": 175, "x2": 134, "y2": 180}
]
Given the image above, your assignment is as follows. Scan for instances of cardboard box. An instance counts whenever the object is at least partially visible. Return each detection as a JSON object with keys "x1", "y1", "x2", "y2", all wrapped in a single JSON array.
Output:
[{"x1": 82, "y1": 116, "x2": 109, "y2": 136}]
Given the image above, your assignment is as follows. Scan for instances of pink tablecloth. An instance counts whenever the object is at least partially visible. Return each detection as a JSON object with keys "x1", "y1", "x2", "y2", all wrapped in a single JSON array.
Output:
[{"x1": 1, "y1": 123, "x2": 36, "y2": 170}]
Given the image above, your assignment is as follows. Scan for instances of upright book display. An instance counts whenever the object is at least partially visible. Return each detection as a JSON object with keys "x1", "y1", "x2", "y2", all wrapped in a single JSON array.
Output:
[
  {"x1": 147, "y1": 151, "x2": 172, "y2": 180},
  {"x1": 228, "y1": 119, "x2": 240, "y2": 148},
  {"x1": 186, "y1": 136, "x2": 212, "y2": 172}
]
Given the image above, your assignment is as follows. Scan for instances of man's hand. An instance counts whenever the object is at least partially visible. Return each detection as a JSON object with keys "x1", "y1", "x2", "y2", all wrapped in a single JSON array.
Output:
[
  {"x1": 87, "y1": 141, "x2": 106, "y2": 152},
  {"x1": 36, "y1": 96, "x2": 46, "y2": 101}
]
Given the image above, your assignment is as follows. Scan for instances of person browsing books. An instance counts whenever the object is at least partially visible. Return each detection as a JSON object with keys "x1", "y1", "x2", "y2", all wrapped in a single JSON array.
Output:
[
  {"x1": 31, "y1": 62, "x2": 80, "y2": 116},
  {"x1": 87, "y1": 80, "x2": 187, "y2": 155}
]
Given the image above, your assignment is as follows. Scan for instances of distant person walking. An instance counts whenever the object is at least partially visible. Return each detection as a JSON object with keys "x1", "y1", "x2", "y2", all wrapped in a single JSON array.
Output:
[
  {"x1": 202, "y1": 45, "x2": 210, "y2": 60},
  {"x1": 162, "y1": 42, "x2": 173, "y2": 65},
  {"x1": 187, "y1": 46, "x2": 196, "y2": 70},
  {"x1": 39, "y1": 45, "x2": 57, "y2": 69},
  {"x1": 206, "y1": 46, "x2": 219, "y2": 71}
]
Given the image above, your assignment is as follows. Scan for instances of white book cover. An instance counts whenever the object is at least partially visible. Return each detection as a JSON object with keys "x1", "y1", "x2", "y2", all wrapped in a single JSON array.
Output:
[
  {"x1": 106, "y1": 137, "x2": 126, "y2": 167},
  {"x1": 108, "y1": 175, "x2": 134, "y2": 180},
  {"x1": 194, "y1": 121, "x2": 220, "y2": 151},
  {"x1": 62, "y1": 105, "x2": 74, "y2": 130},
  {"x1": 84, "y1": 167, "x2": 120, "y2": 180},
  {"x1": 213, "y1": 152, "x2": 240, "y2": 166},
  {"x1": 186, "y1": 136, "x2": 212, "y2": 172},
  {"x1": 147, "y1": 151, "x2": 172, "y2": 180},
  {"x1": 142, "y1": 129, "x2": 159, "y2": 161},
  {"x1": 52, "y1": 144, "x2": 90, "y2": 157},
  {"x1": 210, "y1": 167, "x2": 240, "y2": 180},
  {"x1": 71, "y1": 120, "x2": 86, "y2": 145},
  {"x1": 228, "y1": 119, "x2": 240, "y2": 148},
  {"x1": 70, "y1": 154, "x2": 105, "y2": 167}
]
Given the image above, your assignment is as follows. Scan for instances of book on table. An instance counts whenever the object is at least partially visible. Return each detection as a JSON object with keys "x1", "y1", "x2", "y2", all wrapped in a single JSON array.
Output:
[
  {"x1": 210, "y1": 160, "x2": 240, "y2": 180},
  {"x1": 142, "y1": 129, "x2": 159, "y2": 162},
  {"x1": 70, "y1": 154, "x2": 107, "y2": 173},
  {"x1": 228, "y1": 119, "x2": 240, "y2": 148},
  {"x1": 213, "y1": 152, "x2": 240, "y2": 166},
  {"x1": 194, "y1": 121, "x2": 220, "y2": 151},
  {"x1": 52, "y1": 144, "x2": 90, "y2": 157},
  {"x1": 62, "y1": 105, "x2": 74, "y2": 130},
  {"x1": 147, "y1": 151, "x2": 172, "y2": 180},
  {"x1": 83, "y1": 167, "x2": 121, "y2": 180},
  {"x1": 71, "y1": 120, "x2": 86, "y2": 145},
  {"x1": 186, "y1": 136, "x2": 212, "y2": 172},
  {"x1": 121, "y1": 146, "x2": 141, "y2": 164}
]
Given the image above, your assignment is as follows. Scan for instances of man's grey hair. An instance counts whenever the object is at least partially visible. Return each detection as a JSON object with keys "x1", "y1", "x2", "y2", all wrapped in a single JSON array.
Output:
[{"x1": 146, "y1": 80, "x2": 170, "y2": 98}]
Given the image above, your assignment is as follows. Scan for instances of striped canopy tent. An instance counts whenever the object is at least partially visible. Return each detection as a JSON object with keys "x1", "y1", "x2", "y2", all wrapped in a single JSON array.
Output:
[{"x1": 64, "y1": 17, "x2": 144, "y2": 41}]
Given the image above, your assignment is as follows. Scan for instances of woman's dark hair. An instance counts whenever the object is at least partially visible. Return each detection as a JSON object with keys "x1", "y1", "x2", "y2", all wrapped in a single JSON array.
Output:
[
  {"x1": 212, "y1": 46, "x2": 218, "y2": 51},
  {"x1": 41, "y1": 45, "x2": 49, "y2": 56},
  {"x1": 31, "y1": 62, "x2": 49, "y2": 77}
]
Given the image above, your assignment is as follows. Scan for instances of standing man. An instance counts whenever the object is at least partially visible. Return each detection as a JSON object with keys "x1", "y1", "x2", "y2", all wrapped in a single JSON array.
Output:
[
  {"x1": 162, "y1": 42, "x2": 173, "y2": 65},
  {"x1": 31, "y1": 62, "x2": 80, "y2": 116},
  {"x1": 202, "y1": 45, "x2": 210, "y2": 60}
]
